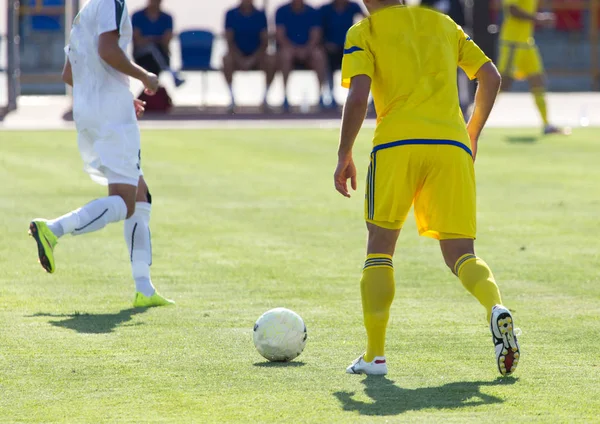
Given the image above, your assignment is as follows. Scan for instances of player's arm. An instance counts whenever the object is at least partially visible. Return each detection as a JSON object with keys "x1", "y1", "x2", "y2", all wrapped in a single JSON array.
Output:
[
  {"x1": 335, "y1": 74, "x2": 370, "y2": 197},
  {"x1": 259, "y1": 28, "x2": 269, "y2": 55},
  {"x1": 132, "y1": 28, "x2": 152, "y2": 47},
  {"x1": 275, "y1": 10, "x2": 293, "y2": 49},
  {"x1": 456, "y1": 23, "x2": 500, "y2": 159},
  {"x1": 160, "y1": 29, "x2": 173, "y2": 51},
  {"x1": 225, "y1": 29, "x2": 242, "y2": 56},
  {"x1": 335, "y1": 24, "x2": 373, "y2": 197},
  {"x1": 98, "y1": 30, "x2": 158, "y2": 93},
  {"x1": 62, "y1": 57, "x2": 73, "y2": 87},
  {"x1": 507, "y1": 3, "x2": 555, "y2": 26},
  {"x1": 275, "y1": 25, "x2": 292, "y2": 48},
  {"x1": 467, "y1": 62, "x2": 501, "y2": 160},
  {"x1": 160, "y1": 16, "x2": 173, "y2": 50},
  {"x1": 258, "y1": 13, "x2": 269, "y2": 56}
]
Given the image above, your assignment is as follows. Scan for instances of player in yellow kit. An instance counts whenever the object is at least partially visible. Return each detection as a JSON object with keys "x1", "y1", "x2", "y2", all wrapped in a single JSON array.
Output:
[
  {"x1": 334, "y1": 0, "x2": 520, "y2": 376},
  {"x1": 498, "y1": 0, "x2": 569, "y2": 134}
]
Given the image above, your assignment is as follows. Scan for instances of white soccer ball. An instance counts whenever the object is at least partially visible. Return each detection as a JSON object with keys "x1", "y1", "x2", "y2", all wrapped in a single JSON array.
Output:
[{"x1": 253, "y1": 307, "x2": 307, "y2": 362}]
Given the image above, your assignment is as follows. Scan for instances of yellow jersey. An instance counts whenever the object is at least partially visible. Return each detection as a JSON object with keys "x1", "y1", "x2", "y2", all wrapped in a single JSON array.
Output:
[
  {"x1": 500, "y1": 0, "x2": 538, "y2": 44},
  {"x1": 341, "y1": 6, "x2": 490, "y2": 151}
]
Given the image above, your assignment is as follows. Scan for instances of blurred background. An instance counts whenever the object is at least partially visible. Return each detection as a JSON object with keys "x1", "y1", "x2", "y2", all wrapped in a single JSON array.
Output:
[{"x1": 1, "y1": 0, "x2": 599, "y2": 117}]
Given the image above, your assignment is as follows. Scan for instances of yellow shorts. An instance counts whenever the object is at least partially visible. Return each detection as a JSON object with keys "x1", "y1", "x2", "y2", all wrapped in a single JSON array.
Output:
[
  {"x1": 497, "y1": 41, "x2": 544, "y2": 80},
  {"x1": 365, "y1": 141, "x2": 476, "y2": 240}
]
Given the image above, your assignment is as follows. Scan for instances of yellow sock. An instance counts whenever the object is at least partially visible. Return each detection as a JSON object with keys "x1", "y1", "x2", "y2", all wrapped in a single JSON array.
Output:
[
  {"x1": 532, "y1": 88, "x2": 549, "y2": 125},
  {"x1": 455, "y1": 254, "x2": 502, "y2": 322},
  {"x1": 361, "y1": 254, "x2": 395, "y2": 362}
]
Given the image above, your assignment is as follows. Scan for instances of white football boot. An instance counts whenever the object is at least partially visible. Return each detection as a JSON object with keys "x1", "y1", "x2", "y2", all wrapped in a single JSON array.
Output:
[
  {"x1": 346, "y1": 355, "x2": 388, "y2": 375},
  {"x1": 491, "y1": 305, "x2": 520, "y2": 376}
]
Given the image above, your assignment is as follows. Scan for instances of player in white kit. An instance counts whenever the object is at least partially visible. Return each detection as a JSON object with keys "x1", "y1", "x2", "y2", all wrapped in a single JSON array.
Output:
[{"x1": 29, "y1": 0, "x2": 174, "y2": 308}]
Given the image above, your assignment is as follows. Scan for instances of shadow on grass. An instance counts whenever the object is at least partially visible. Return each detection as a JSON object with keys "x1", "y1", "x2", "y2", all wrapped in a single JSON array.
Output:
[
  {"x1": 27, "y1": 308, "x2": 148, "y2": 334},
  {"x1": 505, "y1": 135, "x2": 538, "y2": 144},
  {"x1": 253, "y1": 361, "x2": 306, "y2": 368},
  {"x1": 334, "y1": 376, "x2": 518, "y2": 416}
]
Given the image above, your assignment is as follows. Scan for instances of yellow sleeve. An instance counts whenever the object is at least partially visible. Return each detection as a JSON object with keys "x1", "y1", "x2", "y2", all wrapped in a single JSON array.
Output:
[
  {"x1": 457, "y1": 26, "x2": 491, "y2": 80},
  {"x1": 341, "y1": 24, "x2": 374, "y2": 88}
]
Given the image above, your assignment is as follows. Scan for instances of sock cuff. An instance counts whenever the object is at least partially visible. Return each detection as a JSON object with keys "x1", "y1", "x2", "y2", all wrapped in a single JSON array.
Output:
[
  {"x1": 454, "y1": 253, "x2": 477, "y2": 275},
  {"x1": 135, "y1": 201, "x2": 151, "y2": 214},
  {"x1": 364, "y1": 254, "x2": 393, "y2": 270},
  {"x1": 125, "y1": 201, "x2": 151, "y2": 221}
]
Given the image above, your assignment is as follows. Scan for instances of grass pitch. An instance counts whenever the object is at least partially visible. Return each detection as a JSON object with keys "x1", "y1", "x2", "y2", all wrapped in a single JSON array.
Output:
[{"x1": 0, "y1": 127, "x2": 599, "y2": 423}]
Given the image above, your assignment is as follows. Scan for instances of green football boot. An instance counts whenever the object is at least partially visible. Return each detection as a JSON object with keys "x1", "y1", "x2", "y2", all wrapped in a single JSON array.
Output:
[
  {"x1": 29, "y1": 220, "x2": 58, "y2": 273},
  {"x1": 133, "y1": 292, "x2": 175, "y2": 308}
]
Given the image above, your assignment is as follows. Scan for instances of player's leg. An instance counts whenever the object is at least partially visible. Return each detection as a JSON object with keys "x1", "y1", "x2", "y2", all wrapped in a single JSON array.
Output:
[
  {"x1": 347, "y1": 222, "x2": 400, "y2": 376},
  {"x1": 222, "y1": 51, "x2": 237, "y2": 110},
  {"x1": 259, "y1": 53, "x2": 276, "y2": 107},
  {"x1": 362, "y1": 222, "x2": 400, "y2": 359},
  {"x1": 30, "y1": 125, "x2": 142, "y2": 273},
  {"x1": 307, "y1": 47, "x2": 328, "y2": 107},
  {"x1": 347, "y1": 146, "x2": 419, "y2": 375},
  {"x1": 528, "y1": 72, "x2": 551, "y2": 131},
  {"x1": 414, "y1": 146, "x2": 501, "y2": 322},
  {"x1": 126, "y1": 176, "x2": 174, "y2": 308},
  {"x1": 278, "y1": 46, "x2": 294, "y2": 111},
  {"x1": 440, "y1": 237, "x2": 518, "y2": 376},
  {"x1": 416, "y1": 146, "x2": 518, "y2": 375},
  {"x1": 440, "y1": 237, "x2": 502, "y2": 323},
  {"x1": 30, "y1": 180, "x2": 135, "y2": 274},
  {"x1": 497, "y1": 42, "x2": 516, "y2": 92},
  {"x1": 525, "y1": 46, "x2": 569, "y2": 135}
]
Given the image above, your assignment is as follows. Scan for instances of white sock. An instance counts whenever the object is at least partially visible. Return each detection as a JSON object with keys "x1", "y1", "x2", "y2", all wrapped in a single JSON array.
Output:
[
  {"x1": 124, "y1": 202, "x2": 155, "y2": 297},
  {"x1": 47, "y1": 196, "x2": 127, "y2": 238}
]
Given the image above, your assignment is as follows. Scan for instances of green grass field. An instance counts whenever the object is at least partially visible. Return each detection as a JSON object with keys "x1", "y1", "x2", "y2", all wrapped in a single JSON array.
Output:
[{"x1": 1, "y1": 127, "x2": 599, "y2": 423}]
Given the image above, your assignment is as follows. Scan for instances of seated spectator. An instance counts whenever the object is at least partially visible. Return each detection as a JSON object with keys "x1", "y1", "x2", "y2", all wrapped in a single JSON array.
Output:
[
  {"x1": 320, "y1": 0, "x2": 363, "y2": 108},
  {"x1": 223, "y1": 0, "x2": 276, "y2": 112},
  {"x1": 132, "y1": 0, "x2": 184, "y2": 88},
  {"x1": 276, "y1": 0, "x2": 327, "y2": 111}
]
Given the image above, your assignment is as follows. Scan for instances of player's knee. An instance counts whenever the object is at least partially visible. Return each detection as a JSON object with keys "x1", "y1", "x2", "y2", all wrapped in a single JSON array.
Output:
[
  {"x1": 311, "y1": 48, "x2": 326, "y2": 63},
  {"x1": 443, "y1": 255, "x2": 457, "y2": 271},
  {"x1": 366, "y1": 223, "x2": 400, "y2": 256},
  {"x1": 122, "y1": 197, "x2": 136, "y2": 219},
  {"x1": 279, "y1": 49, "x2": 293, "y2": 65},
  {"x1": 439, "y1": 239, "x2": 475, "y2": 273}
]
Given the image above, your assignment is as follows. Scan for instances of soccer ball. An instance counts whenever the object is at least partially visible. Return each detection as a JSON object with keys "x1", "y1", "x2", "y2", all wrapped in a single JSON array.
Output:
[{"x1": 253, "y1": 308, "x2": 307, "y2": 362}]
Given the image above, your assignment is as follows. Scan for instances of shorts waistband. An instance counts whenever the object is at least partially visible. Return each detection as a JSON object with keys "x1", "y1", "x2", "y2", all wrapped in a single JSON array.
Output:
[{"x1": 372, "y1": 139, "x2": 473, "y2": 157}]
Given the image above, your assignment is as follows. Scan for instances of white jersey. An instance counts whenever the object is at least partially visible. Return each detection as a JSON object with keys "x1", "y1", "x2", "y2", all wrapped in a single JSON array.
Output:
[{"x1": 66, "y1": 0, "x2": 135, "y2": 128}]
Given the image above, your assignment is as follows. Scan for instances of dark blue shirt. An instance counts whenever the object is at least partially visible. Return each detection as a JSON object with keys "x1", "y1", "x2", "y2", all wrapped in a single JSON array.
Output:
[
  {"x1": 225, "y1": 6, "x2": 268, "y2": 56},
  {"x1": 132, "y1": 10, "x2": 173, "y2": 37},
  {"x1": 275, "y1": 3, "x2": 320, "y2": 46},
  {"x1": 320, "y1": 2, "x2": 363, "y2": 47}
]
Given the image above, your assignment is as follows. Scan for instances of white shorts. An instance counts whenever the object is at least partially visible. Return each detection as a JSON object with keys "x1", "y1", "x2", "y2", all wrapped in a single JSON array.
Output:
[{"x1": 77, "y1": 122, "x2": 143, "y2": 187}]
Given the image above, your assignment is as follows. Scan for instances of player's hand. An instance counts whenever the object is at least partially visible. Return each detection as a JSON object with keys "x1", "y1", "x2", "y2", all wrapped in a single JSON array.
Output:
[
  {"x1": 134, "y1": 99, "x2": 146, "y2": 118},
  {"x1": 334, "y1": 155, "x2": 357, "y2": 198},
  {"x1": 467, "y1": 128, "x2": 479, "y2": 162},
  {"x1": 143, "y1": 72, "x2": 159, "y2": 95}
]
